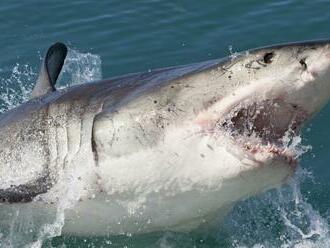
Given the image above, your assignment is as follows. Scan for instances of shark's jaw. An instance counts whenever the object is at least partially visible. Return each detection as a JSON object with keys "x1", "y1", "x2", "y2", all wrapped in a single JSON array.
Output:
[
  {"x1": 217, "y1": 98, "x2": 307, "y2": 168},
  {"x1": 195, "y1": 99, "x2": 305, "y2": 178}
]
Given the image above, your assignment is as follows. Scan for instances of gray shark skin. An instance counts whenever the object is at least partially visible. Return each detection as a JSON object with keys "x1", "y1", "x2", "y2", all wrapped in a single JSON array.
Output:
[{"x1": 1, "y1": 40, "x2": 330, "y2": 236}]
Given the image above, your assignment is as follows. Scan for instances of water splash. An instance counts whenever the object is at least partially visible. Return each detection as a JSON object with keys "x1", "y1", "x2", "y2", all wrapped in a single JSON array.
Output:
[
  {"x1": 228, "y1": 45, "x2": 245, "y2": 61},
  {"x1": 226, "y1": 168, "x2": 330, "y2": 248},
  {"x1": 0, "y1": 64, "x2": 36, "y2": 113},
  {"x1": 29, "y1": 155, "x2": 95, "y2": 248},
  {"x1": 228, "y1": 45, "x2": 239, "y2": 61},
  {"x1": 58, "y1": 48, "x2": 102, "y2": 88},
  {"x1": 0, "y1": 48, "x2": 102, "y2": 115}
]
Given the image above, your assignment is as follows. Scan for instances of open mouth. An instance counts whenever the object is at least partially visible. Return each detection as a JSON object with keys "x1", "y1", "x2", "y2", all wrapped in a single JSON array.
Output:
[{"x1": 216, "y1": 99, "x2": 308, "y2": 166}]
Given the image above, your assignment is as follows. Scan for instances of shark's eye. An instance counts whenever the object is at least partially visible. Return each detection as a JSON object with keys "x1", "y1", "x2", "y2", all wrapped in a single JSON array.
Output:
[
  {"x1": 263, "y1": 52, "x2": 274, "y2": 64},
  {"x1": 299, "y1": 58, "x2": 307, "y2": 70}
]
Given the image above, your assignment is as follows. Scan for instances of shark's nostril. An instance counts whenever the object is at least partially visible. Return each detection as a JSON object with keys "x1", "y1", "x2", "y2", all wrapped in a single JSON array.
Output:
[{"x1": 299, "y1": 58, "x2": 308, "y2": 70}]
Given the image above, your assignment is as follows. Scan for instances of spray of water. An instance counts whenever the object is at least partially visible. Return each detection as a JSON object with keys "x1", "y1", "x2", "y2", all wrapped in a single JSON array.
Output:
[
  {"x1": 0, "y1": 48, "x2": 102, "y2": 114},
  {"x1": 228, "y1": 45, "x2": 248, "y2": 61},
  {"x1": 58, "y1": 49, "x2": 102, "y2": 88},
  {"x1": 0, "y1": 64, "x2": 36, "y2": 113},
  {"x1": 225, "y1": 156, "x2": 330, "y2": 248}
]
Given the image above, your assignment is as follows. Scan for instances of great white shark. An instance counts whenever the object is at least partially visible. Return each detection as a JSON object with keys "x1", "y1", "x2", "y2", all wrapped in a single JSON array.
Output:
[{"x1": 0, "y1": 40, "x2": 330, "y2": 236}]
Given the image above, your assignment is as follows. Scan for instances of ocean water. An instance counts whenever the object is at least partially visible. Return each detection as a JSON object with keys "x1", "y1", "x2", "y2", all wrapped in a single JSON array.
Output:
[{"x1": 0, "y1": 0, "x2": 330, "y2": 247}]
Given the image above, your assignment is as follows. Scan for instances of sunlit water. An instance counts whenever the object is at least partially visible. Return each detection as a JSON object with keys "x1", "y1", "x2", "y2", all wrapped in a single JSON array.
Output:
[{"x1": 0, "y1": 0, "x2": 330, "y2": 247}]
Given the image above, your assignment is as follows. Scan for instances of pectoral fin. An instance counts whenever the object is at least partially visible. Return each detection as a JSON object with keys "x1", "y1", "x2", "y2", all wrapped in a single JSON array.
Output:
[{"x1": 31, "y1": 42, "x2": 68, "y2": 98}]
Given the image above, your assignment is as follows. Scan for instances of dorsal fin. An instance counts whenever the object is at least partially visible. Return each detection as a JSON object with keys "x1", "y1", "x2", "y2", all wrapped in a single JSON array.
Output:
[{"x1": 31, "y1": 42, "x2": 68, "y2": 98}]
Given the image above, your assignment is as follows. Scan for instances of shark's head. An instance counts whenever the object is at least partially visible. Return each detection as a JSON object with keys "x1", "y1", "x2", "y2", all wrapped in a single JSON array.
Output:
[{"x1": 182, "y1": 40, "x2": 330, "y2": 191}]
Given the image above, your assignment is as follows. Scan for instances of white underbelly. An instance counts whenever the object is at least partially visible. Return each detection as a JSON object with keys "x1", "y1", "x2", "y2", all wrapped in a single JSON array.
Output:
[{"x1": 59, "y1": 130, "x2": 290, "y2": 236}]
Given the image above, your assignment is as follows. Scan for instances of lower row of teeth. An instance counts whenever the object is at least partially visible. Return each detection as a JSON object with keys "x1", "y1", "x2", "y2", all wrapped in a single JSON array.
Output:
[{"x1": 244, "y1": 143, "x2": 295, "y2": 162}]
